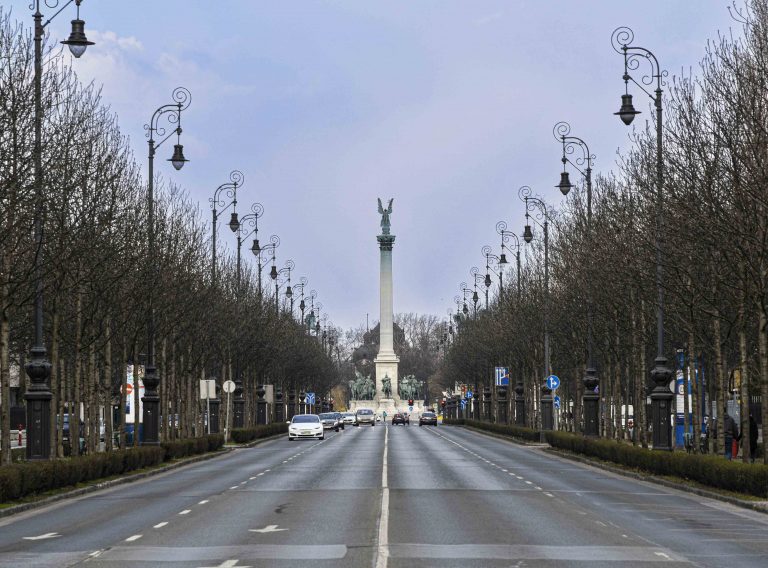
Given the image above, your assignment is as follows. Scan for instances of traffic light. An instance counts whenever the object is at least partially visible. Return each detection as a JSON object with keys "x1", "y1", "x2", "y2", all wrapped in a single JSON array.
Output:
[{"x1": 408, "y1": 398, "x2": 414, "y2": 406}]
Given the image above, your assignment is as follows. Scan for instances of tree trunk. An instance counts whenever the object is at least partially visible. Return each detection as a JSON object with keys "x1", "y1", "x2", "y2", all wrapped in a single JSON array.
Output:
[{"x1": 0, "y1": 305, "x2": 10, "y2": 466}]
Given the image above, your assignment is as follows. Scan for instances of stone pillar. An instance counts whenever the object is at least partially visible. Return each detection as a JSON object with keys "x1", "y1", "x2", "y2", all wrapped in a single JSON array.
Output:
[
  {"x1": 274, "y1": 386, "x2": 284, "y2": 423},
  {"x1": 256, "y1": 385, "x2": 267, "y2": 425},
  {"x1": 299, "y1": 390, "x2": 306, "y2": 414},
  {"x1": 209, "y1": 399, "x2": 220, "y2": 434},
  {"x1": 374, "y1": 232, "x2": 399, "y2": 401},
  {"x1": 233, "y1": 380, "x2": 245, "y2": 429},
  {"x1": 583, "y1": 369, "x2": 599, "y2": 436},
  {"x1": 483, "y1": 386, "x2": 492, "y2": 421},
  {"x1": 497, "y1": 386, "x2": 508, "y2": 424},
  {"x1": 514, "y1": 379, "x2": 526, "y2": 426},
  {"x1": 287, "y1": 389, "x2": 296, "y2": 420},
  {"x1": 540, "y1": 384, "x2": 553, "y2": 441}
]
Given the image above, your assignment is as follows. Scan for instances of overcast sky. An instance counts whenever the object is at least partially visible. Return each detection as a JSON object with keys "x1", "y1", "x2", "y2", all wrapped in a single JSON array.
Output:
[{"x1": 30, "y1": 1, "x2": 739, "y2": 331}]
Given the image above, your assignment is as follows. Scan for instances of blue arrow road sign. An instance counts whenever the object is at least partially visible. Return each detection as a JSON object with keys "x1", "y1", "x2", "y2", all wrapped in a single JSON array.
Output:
[
  {"x1": 554, "y1": 395, "x2": 561, "y2": 409},
  {"x1": 306, "y1": 392, "x2": 316, "y2": 405},
  {"x1": 466, "y1": 391, "x2": 473, "y2": 399},
  {"x1": 546, "y1": 375, "x2": 560, "y2": 391}
]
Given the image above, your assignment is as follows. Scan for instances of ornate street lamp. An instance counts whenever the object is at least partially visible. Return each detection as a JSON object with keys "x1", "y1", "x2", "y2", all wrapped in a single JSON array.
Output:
[
  {"x1": 235, "y1": 203, "x2": 264, "y2": 291},
  {"x1": 553, "y1": 120, "x2": 600, "y2": 437},
  {"x1": 496, "y1": 222, "x2": 522, "y2": 302},
  {"x1": 470, "y1": 267, "x2": 486, "y2": 311},
  {"x1": 209, "y1": 170, "x2": 243, "y2": 287},
  {"x1": 254, "y1": 235, "x2": 280, "y2": 298},
  {"x1": 481, "y1": 246, "x2": 503, "y2": 305},
  {"x1": 142, "y1": 87, "x2": 191, "y2": 446},
  {"x1": 272, "y1": 260, "x2": 295, "y2": 315},
  {"x1": 612, "y1": 26, "x2": 672, "y2": 451},
  {"x1": 519, "y1": 185, "x2": 553, "y2": 433},
  {"x1": 25, "y1": 0, "x2": 95, "y2": 460}
]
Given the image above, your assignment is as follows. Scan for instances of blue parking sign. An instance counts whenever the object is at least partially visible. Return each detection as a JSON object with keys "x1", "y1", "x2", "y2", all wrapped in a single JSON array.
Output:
[{"x1": 495, "y1": 367, "x2": 509, "y2": 386}]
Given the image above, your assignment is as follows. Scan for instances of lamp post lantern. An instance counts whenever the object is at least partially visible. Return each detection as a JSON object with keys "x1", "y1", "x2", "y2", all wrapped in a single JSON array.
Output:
[
  {"x1": 612, "y1": 26, "x2": 672, "y2": 451},
  {"x1": 143, "y1": 87, "x2": 191, "y2": 446},
  {"x1": 481, "y1": 246, "x2": 503, "y2": 304},
  {"x1": 25, "y1": 0, "x2": 94, "y2": 461},
  {"x1": 553, "y1": 121, "x2": 600, "y2": 436}
]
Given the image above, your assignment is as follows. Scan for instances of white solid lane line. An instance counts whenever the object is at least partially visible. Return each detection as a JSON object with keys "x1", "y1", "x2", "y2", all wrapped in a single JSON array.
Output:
[{"x1": 375, "y1": 425, "x2": 389, "y2": 568}]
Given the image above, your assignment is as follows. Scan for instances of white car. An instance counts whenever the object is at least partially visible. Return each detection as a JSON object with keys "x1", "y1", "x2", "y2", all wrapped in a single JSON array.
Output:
[
  {"x1": 288, "y1": 414, "x2": 324, "y2": 441},
  {"x1": 341, "y1": 412, "x2": 357, "y2": 425}
]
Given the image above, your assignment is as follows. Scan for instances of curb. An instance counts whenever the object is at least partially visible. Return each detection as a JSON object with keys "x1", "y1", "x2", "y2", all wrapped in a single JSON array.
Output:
[
  {"x1": 543, "y1": 447, "x2": 768, "y2": 515},
  {"x1": 0, "y1": 433, "x2": 284, "y2": 519}
]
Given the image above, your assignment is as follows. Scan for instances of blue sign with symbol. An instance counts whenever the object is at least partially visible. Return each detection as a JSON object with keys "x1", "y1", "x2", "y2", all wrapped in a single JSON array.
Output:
[
  {"x1": 460, "y1": 400, "x2": 466, "y2": 409},
  {"x1": 466, "y1": 391, "x2": 473, "y2": 399},
  {"x1": 306, "y1": 392, "x2": 316, "y2": 405},
  {"x1": 546, "y1": 375, "x2": 560, "y2": 391},
  {"x1": 409, "y1": 406, "x2": 414, "y2": 412},
  {"x1": 554, "y1": 395, "x2": 561, "y2": 409},
  {"x1": 495, "y1": 367, "x2": 509, "y2": 386}
]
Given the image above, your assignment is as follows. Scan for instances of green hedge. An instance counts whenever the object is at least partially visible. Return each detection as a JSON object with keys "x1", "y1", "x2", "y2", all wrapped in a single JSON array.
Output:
[
  {"x1": 0, "y1": 434, "x2": 225, "y2": 503},
  {"x1": 546, "y1": 431, "x2": 768, "y2": 498},
  {"x1": 445, "y1": 419, "x2": 541, "y2": 442},
  {"x1": 231, "y1": 423, "x2": 288, "y2": 443}
]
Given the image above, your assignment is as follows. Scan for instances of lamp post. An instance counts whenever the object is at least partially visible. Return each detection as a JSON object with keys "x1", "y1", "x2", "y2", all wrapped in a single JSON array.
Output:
[
  {"x1": 496, "y1": 222, "x2": 522, "y2": 302},
  {"x1": 272, "y1": 260, "x2": 295, "y2": 315},
  {"x1": 209, "y1": 170, "x2": 243, "y2": 287},
  {"x1": 553, "y1": 120, "x2": 600, "y2": 437},
  {"x1": 470, "y1": 266, "x2": 489, "y2": 311},
  {"x1": 481, "y1": 246, "x2": 502, "y2": 305},
  {"x1": 235, "y1": 203, "x2": 263, "y2": 291},
  {"x1": 612, "y1": 26, "x2": 672, "y2": 451},
  {"x1": 252, "y1": 235, "x2": 280, "y2": 298},
  {"x1": 460, "y1": 282, "x2": 477, "y2": 319},
  {"x1": 25, "y1": 0, "x2": 95, "y2": 461},
  {"x1": 142, "y1": 87, "x2": 191, "y2": 446},
  {"x1": 519, "y1": 185, "x2": 553, "y2": 432},
  {"x1": 293, "y1": 278, "x2": 308, "y2": 322}
]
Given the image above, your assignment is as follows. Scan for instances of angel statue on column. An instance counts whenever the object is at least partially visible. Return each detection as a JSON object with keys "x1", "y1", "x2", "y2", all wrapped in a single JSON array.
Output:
[{"x1": 378, "y1": 197, "x2": 393, "y2": 235}]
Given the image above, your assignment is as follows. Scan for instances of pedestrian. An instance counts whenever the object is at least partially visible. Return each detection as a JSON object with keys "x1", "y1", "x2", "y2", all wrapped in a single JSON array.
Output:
[
  {"x1": 723, "y1": 410, "x2": 741, "y2": 460},
  {"x1": 749, "y1": 413, "x2": 758, "y2": 463}
]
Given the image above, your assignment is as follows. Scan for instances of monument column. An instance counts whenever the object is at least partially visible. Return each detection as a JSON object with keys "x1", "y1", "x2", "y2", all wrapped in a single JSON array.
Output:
[{"x1": 374, "y1": 198, "x2": 399, "y2": 404}]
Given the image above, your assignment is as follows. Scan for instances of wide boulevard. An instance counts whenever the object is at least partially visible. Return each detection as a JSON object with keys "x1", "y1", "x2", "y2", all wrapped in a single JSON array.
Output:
[{"x1": 1, "y1": 424, "x2": 766, "y2": 567}]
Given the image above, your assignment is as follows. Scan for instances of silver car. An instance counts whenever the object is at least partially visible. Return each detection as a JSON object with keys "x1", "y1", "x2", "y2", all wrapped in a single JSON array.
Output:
[
  {"x1": 319, "y1": 412, "x2": 340, "y2": 431},
  {"x1": 355, "y1": 408, "x2": 375, "y2": 426}
]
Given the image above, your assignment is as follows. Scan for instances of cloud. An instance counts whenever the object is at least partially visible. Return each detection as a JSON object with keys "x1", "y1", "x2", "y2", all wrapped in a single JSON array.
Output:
[{"x1": 475, "y1": 11, "x2": 504, "y2": 26}]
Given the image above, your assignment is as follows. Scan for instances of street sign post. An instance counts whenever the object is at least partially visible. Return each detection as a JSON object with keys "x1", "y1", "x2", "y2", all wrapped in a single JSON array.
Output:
[
  {"x1": 495, "y1": 367, "x2": 509, "y2": 386},
  {"x1": 546, "y1": 375, "x2": 560, "y2": 391},
  {"x1": 306, "y1": 392, "x2": 316, "y2": 409},
  {"x1": 222, "y1": 380, "x2": 235, "y2": 443},
  {"x1": 554, "y1": 395, "x2": 561, "y2": 409},
  {"x1": 466, "y1": 391, "x2": 473, "y2": 399}
]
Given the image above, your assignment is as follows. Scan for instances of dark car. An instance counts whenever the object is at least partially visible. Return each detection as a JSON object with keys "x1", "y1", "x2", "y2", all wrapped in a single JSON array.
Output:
[
  {"x1": 419, "y1": 412, "x2": 438, "y2": 426},
  {"x1": 333, "y1": 412, "x2": 345, "y2": 430},
  {"x1": 392, "y1": 413, "x2": 406, "y2": 425}
]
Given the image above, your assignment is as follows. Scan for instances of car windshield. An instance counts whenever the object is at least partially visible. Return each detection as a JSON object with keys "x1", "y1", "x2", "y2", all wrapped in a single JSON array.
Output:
[
  {"x1": 423, "y1": 413, "x2": 435, "y2": 417},
  {"x1": 319, "y1": 413, "x2": 335, "y2": 419},
  {"x1": 292, "y1": 415, "x2": 320, "y2": 423},
  {"x1": 358, "y1": 410, "x2": 372, "y2": 415}
]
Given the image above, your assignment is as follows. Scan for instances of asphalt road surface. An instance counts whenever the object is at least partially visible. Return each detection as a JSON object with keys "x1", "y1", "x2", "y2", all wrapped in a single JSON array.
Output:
[{"x1": 1, "y1": 423, "x2": 767, "y2": 567}]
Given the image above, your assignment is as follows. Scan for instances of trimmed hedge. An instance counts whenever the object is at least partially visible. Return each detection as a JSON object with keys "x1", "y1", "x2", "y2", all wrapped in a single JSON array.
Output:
[
  {"x1": 546, "y1": 431, "x2": 768, "y2": 499},
  {"x1": 445, "y1": 418, "x2": 541, "y2": 443},
  {"x1": 0, "y1": 434, "x2": 225, "y2": 503},
  {"x1": 231, "y1": 423, "x2": 288, "y2": 443}
]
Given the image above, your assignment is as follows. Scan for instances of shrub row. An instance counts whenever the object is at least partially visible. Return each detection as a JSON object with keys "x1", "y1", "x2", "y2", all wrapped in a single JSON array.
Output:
[
  {"x1": 162, "y1": 434, "x2": 224, "y2": 460},
  {"x1": 231, "y1": 423, "x2": 288, "y2": 443},
  {"x1": 546, "y1": 431, "x2": 768, "y2": 498},
  {"x1": 0, "y1": 434, "x2": 225, "y2": 503},
  {"x1": 445, "y1": 419, "x2": 541, "y2": 442}
]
